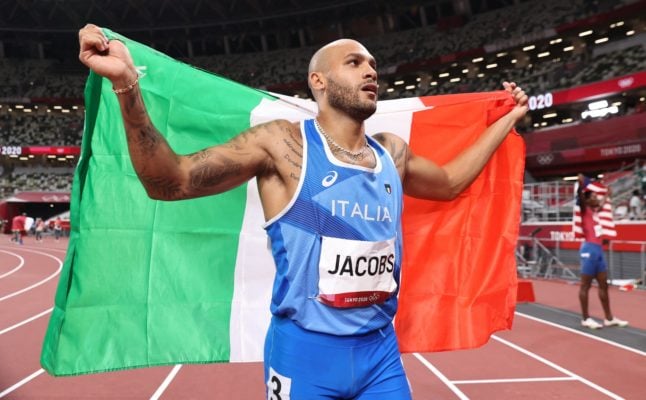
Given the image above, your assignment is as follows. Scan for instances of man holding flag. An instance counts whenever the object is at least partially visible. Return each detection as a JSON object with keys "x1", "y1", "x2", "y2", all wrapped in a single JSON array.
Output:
[{"x1": 78, "y1": 24, "x2": 527, "y2": 399}]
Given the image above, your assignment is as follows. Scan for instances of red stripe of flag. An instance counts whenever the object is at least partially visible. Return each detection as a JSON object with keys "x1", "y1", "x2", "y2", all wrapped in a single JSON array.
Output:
[{"x1": 396, "y1": 92, "x2": 524, "y2": 352}]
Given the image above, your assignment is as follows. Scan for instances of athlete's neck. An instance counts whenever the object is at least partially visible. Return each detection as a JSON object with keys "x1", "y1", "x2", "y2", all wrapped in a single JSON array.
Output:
[{"x1": 316, "y1": 111, "x2": 365, "y2": 151}]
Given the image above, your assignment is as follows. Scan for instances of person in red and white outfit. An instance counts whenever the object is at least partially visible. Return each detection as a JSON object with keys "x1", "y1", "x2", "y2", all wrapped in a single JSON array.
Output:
[{"x1": 575, "y1": 176, "x2": 628, "y2": 330}]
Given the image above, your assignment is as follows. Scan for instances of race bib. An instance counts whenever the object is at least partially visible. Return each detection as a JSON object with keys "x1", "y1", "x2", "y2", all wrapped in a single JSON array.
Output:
[
  {"x1": 267, "y1": 367, "x2": 291, "y2": 400},
  {"x1": 318, "y1": 236, "x2": 397, "y2": 308}
]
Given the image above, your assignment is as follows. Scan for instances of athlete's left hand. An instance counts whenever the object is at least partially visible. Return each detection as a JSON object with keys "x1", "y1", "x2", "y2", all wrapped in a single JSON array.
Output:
[{"x1": 502, "y1": 81, "x2": 528, "y2": 123}]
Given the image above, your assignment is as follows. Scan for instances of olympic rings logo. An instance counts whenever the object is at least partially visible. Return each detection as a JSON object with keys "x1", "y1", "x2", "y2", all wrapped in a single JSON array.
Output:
[{"x1": 536, "y1": 153, "x2": 554, "y2": 165}]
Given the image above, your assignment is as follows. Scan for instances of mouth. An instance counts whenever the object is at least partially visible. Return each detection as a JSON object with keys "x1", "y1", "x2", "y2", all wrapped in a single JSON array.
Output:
[{"x1": 361, "y1": 83, "x2": 378, "y2": 96}]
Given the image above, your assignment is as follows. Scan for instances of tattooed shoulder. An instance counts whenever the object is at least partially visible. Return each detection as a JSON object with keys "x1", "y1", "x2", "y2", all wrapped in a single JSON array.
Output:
[{"x1": 372, "y1": 132, "x2": 408, "y2": 167}]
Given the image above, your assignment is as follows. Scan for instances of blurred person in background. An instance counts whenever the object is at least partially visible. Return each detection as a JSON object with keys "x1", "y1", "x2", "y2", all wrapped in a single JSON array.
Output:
[
  {"x1": 35, "y1": 218, "x2": 46, "y2": 242},
  {"x1": 53, "y1": 217, "x2": 63, "y2": 241},
  {"x1": 576, "y1": 177, "x2": 628, "y2": 330},
  {"x1": 628, "y1": 189, "x2": 642, "y2": 220},
  {"x1": 11, "y1": 212, "x2": 27, "y2": 245}
]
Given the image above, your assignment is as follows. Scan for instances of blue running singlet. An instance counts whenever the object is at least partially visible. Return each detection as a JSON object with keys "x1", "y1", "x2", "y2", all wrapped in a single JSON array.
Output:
[
  {"x1": 263, "y1": 119, "x2": 404, "y2": 335},
  {"x1": 263, "y1": 119, "x2": 411, "y2": 399}
]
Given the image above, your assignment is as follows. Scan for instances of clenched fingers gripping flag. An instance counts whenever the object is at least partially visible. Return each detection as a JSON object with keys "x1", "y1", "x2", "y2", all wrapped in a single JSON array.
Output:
[{"x1": 41, "y1": 30, "x2": 525, "y2": 375}]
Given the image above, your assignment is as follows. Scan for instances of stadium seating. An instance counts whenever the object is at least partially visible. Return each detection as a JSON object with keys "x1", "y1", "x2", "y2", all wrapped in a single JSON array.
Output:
[{"x1": 0, "y1": 0, "x2": 644, "y2": 203}]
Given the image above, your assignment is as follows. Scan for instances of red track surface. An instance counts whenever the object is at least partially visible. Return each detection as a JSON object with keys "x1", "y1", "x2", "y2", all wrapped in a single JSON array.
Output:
[{"x1": 1, "y1": 235, "x2": 644, "y2": 399}]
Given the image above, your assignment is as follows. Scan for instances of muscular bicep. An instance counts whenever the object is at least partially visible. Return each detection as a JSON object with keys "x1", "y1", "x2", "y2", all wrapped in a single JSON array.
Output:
[
  {"x1": 404, "y1": 154, "x2": 454, "y2": 200},
  {"x1": 171, "y1": 121, "x2": 280, "y2": 200},
  {"x1": 372, "y1": 132, "x2": 454, "y2": 200}
]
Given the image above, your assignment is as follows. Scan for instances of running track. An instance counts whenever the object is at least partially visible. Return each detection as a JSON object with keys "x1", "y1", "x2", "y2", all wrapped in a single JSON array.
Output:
[{"x1": 1, "y1": 236, "x2": 644, "y2": 399}]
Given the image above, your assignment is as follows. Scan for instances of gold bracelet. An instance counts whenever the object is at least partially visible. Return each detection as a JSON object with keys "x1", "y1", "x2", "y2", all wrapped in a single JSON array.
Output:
[{"x1": 112, "y1": 76, "x2": 139, "y2": 94}]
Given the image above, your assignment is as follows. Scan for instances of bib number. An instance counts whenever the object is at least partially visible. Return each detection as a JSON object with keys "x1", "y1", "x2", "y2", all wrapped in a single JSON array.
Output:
[
  {"x1": 318, "y1": 236, "x2": 397, "y2": 308},
  {"x1": 267, "y1": 367, "x2": 291, "y2": 400}
]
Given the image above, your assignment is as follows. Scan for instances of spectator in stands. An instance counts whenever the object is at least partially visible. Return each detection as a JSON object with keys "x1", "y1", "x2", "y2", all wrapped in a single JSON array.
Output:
[
  {"x1": 79, "y1": 24, "x2": 527, "y2": 399},
  {"x1": 11, "y1": 212, "x2": 27, "y2": 245},
  {"x1": 576, "y1": 177, "x2": 628, "y2": 329},
  {"x1": 629, "y1": 189, "x2": 642, "y2": 220}
]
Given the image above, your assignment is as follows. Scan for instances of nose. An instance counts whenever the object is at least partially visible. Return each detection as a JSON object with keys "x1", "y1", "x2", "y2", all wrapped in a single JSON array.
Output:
[{"x1": 363, "y1": 64, "x2": 377, "y2": 81}]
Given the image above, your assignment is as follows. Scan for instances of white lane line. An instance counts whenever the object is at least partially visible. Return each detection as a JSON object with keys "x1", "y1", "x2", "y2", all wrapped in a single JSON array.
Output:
[
  {"x1": 453, "y1": 376, "x2": 577, "y2": 384},
  {"x1": 0, "y1": 250, "x2": 25, "y2": 279},
  {"x1": 149, "y1": 364, "x2": 183, "y2": 400},
  {"x1": 0, "y1": 368, "x2": 45, "y2": 398},
  {"x1": 0, "y1": 249, "x2": 63, "y2": 302},
  {"x1": 492, "y1": 335, "x2": 625, "y2": 400},
  {"x1": 412, "y1": 353, "x2": 469, "y2": 400},
  {"x1": 0, "y1": 307, "x2": 53, "y2": 336},
  {"x1": 516, "y1": 311, "x2": 646, "y2": 357}
]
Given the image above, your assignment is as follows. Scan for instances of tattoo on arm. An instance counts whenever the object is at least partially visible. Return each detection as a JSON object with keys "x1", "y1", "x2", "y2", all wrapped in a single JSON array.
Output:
[
  {"x1": 224, "y1": 125, "x2": 261, "y2": 150},
  {"x1": 373, "y1": 133, "x2": 408, "y2": 168},
  {"x1": 187, "y1": 150, "x2": 243, "y2": 191},
  {"x1": 188, "y1": 149, "x2": 210, "y2": 163},
  {"x1": 138, "y1": 174, "x2": 184, "y2": 199},
  {"x1": 137, "y1": 125, "x2": 161, "y2": 154},
  {"x1": 282, "y1": 128, "x2": 303, "y2": 182},
  {"x1": 284, "y1": 154, "x2": 301, "y2": 169},
  {"x1": 122, "y1": 90, "x2": 166, "y2": 159},
  {"x1": 287, "y1": 129, "x2": 303, "y2": 147},
  {"x1": 189, "y1": 161, "x2": 242, "y2": 190},
  {"x1": 282, "y1": 137, "x2": 303, "y2": 158},
  {"x1": 390, "y1": 142, "x2": 408, "y2": 167}
]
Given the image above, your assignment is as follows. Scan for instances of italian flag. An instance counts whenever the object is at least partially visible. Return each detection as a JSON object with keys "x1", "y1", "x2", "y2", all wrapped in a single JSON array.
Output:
[{"x1": 40, "y1": 30, "x2": 524, "y2": 376}]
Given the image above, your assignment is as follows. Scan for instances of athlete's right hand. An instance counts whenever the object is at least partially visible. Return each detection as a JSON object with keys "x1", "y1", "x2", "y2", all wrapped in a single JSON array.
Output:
[{"x1": 78, "y1": 24, "x2": 138, "y2": 89}]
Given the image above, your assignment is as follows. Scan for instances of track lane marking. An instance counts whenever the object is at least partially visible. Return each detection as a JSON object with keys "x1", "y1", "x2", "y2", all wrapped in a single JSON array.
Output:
[
  {"x1": 412, "y1": 353, "x2": 469, "y2": 400},
  {"x1": 492, "y1": 335, "x2": 624, "y2": 400},
  {"x1": 516, "y1": 311, "x2": 646, "y2": 357},
  {"x1": 0, "y1": 308, "x2": 53, "y2": 336},
  {"x1": 0, "y1": 368, "x2": 45, "y2": 398},
  {"x1": 0, "y1": 250, "x2": 25, "y2": 279},
  {"x1": 150, "y1": 364, "x2": 183, "y2": 400},
  {"x1": 0, "y1": 249, "x2": 62, "y2": 302},
  {"x1": 452, "y1": 376, "x2": 577, "y2": 384}
]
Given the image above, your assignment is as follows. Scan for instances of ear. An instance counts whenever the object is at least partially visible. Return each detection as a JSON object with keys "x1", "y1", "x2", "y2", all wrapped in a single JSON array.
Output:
[{"x1": 309, "y1": 71, "x2": 326, "y2": 91}]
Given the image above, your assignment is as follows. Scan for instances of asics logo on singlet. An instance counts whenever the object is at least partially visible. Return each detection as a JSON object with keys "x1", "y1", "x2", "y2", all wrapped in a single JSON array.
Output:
[{"x1": 322, "y1": 171, "x2": 338, "y2": 187}]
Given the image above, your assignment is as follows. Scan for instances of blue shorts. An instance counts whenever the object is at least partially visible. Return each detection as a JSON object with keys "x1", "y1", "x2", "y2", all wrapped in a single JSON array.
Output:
[
  {"x1": 264, "y1": 317, "x2": 412, "y2": 400},
  {"x1": 580, "y1": 242, "x2": 607, "y2": 276}
]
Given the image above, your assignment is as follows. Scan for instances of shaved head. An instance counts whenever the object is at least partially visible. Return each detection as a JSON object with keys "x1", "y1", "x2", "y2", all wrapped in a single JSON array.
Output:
[
  {"x1": 308, "y1": 39, "x2": 367, "y2": 75},
  {"x1": 308, "y1": 39, "x2": 374, "y2": 103}
]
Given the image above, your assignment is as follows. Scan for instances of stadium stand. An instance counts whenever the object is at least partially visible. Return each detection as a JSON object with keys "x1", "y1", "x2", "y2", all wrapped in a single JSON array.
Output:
[
  {"x1": 0, "y1": 111, "x2": 83, "y2": 146},
  {"x1": 0, "y1": 0, "x2": 645, "y2": 199}
]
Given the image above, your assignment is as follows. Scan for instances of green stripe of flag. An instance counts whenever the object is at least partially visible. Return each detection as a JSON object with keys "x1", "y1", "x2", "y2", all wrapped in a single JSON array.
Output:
[{"x1": 41, "y1": 29, "x2": 275, "y2": 376}]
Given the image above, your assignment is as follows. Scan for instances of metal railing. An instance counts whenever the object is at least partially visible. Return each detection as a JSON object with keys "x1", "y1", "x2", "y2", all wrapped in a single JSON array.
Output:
[
  {"x1": 517, "y1": 236, "x2": 646, "y2": 287},
  {"x1": 521, "y1": 160, "x2": 645, "y2": 223},
  {"x1": 608, "y1": 240, "x2": 646, "y2": 286},
  {"x1": 516, "y1": 235, "x2": 578, "y2": 280}
]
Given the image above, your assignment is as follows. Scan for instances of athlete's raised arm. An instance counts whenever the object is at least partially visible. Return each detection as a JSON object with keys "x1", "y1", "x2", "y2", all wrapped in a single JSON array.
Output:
[
  {"x1": 374, "y1": 82, "x2": 527, "y2": 200},
  {"x1": 78, "y1": 24, "x2": 290, "y2": 201}
]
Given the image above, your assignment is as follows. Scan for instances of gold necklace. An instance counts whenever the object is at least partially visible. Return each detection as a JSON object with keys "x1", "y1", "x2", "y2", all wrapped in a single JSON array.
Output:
[{"x1": 314, "y1": 119, "x2": 369, "y2": 162}]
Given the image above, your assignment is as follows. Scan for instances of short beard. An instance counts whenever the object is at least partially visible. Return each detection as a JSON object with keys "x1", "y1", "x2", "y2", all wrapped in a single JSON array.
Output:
[{"x1": 327, "y1": 76, "x2": 376, "y2": 121}]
